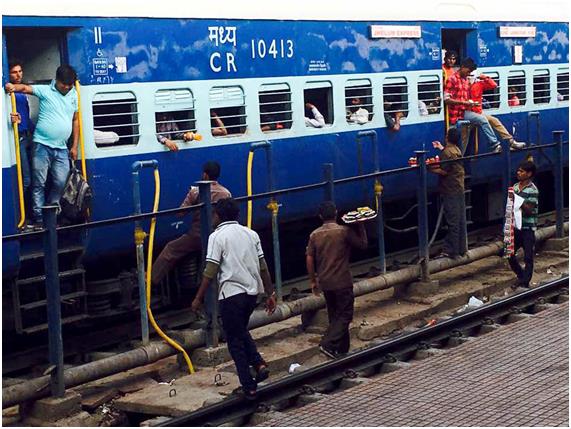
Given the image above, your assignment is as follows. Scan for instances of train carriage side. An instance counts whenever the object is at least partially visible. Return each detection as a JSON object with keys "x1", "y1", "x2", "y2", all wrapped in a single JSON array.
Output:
[{"x1": 2, "y1": 14, "x2": 568, "y2": 290}]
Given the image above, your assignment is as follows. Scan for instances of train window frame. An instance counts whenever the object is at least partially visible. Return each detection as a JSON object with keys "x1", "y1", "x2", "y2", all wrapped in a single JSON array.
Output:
[
  {"x1": 303, "y1": 81, "x2": 334, "y2": 127},
  {"x1": 154, "y1": 88, "x2": 197, "y2": 144},
  {"x1": 345, "y1": 79, "x2": 373, "y2": 125},
  {"x1": 557, "y1": 68, "x2": 569, "y2": 102},
  {"x1": 209, "y1": 86, "x2": 247, "y2": 137},
  {"x1": 533, "y1": 69, "x2": 551, "y2": 105},
  {"x1": 92, "y1": 91, "x2": 140, "y2": 148},
  {"x1": 481, "y1": 71, "x2": 500, "y2": 110},
  {"x1": 383, "y1": 76, "x2": 409, "y2": 121},
  {"x1": 417, "y1": 75, "x2": 442, "y2": 116},
  {"x1": 259, "y1": 83, "x2": 293, "y2": 133},
  {"x1": 507, "y1": 70, "x2": 527, "y2": 107}
]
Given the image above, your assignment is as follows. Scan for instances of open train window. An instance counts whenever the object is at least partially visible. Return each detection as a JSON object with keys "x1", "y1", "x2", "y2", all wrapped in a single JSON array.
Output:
[
  {"x1": 533, "y1": 70, "x2": 551, "y2": 104},
  {"x1": 345, "y1": 79, "x2": 373, "y2": 124},
  {"x1": 508, "y1": 71, "x2": 527, "y2": 106},
  {"x1": 209, "y1": 86, "x2": 247, "y2": 137},
  {"x1": 154, "y1": 89, "x2": 196, "y2": 144},
  {"x1": 304, "y1": 81, "x2": 333, "y2": 127},
  {"x1": 417, "y1": 75, "x2": 442, "y2": 116},
  {"x1": 383, "y1": 77, "x2": 409, "y2": 119},
  {"x1": 557, "y1": 68, "x2": 569, "y2": 102},
  {"x1": 259, "y1": 83, "x2": 293, "y2": 132},
  {"x1": 482, "y1": 72, "x2": 500, "y2": 110},
  {"x1": 92, "y1": 92, "x2": 139, "y2": 147}
]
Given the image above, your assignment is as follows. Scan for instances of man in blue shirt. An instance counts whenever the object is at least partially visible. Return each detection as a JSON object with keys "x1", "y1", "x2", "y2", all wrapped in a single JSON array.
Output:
[
  {"x1": 7, "y1": 59, "x2": 34, "y2": 212},
  {"x1": 5, "y1": 64, "x2": 79, "y2": 230}
]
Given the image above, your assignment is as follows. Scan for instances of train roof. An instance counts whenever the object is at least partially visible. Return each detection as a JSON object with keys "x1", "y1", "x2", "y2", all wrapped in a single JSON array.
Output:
[{"x1": 2, "y1": 0, "x2": 570, "y2": 23}]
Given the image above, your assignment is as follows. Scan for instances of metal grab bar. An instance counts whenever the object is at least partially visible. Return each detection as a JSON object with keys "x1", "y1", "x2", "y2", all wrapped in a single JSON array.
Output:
[
  {"x1": 74, "y1": 81, "x2": 87, "y2": 180},
  {"x1": 9, "y1": 93, "x2": 26, "y2": 228}
]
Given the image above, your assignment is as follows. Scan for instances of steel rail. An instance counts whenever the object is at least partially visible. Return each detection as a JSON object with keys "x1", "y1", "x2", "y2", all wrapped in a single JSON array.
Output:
[{"x1": 161, "y1": 276, "x2": 569, "y2": 427}]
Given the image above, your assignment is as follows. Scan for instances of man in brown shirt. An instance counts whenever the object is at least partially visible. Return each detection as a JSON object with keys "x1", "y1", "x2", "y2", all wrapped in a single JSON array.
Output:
[
  {"x1": 306, "y1": 201, "x2": 367, "y2": 358},
  {"x1": 152, "y1": 161, "x2": 231, "y2": 285},
  {"x1": 430, "y1": 127, "x2": 467, "y2": 258}
]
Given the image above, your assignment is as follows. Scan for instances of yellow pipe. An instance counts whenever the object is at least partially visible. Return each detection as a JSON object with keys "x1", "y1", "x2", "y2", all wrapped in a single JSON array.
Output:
[
  {"x1": 474, "y1": 129, "x2": 479, "y2": 155},
  {"x1": 74, "y1": 81, "x2": 87, "y2": 180},
  {"x1": 445, "y1": 105, "x2": 449, "y2": 132},
  {"x1": 10, "y1": 93, "x2": 26, "y2": 229},
  {"x1": 145, "y1": 168, "x2": 195, "y2": 374},
  {"x1": 246, "y1": 150, "x2": 254, "y2": 229}
]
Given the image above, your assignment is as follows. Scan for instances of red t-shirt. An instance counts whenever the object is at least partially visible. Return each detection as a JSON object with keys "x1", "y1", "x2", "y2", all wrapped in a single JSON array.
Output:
[
  {"x1": 469, "y1": 77, "x2": 497, "y2": 114},
  {"x1": 444, "y1": 72, "x2": 470, "y2": 125}
]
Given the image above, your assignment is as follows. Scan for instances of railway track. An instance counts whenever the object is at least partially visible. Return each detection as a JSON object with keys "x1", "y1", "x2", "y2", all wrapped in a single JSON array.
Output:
[{"x1": 159, "y1": 276, "x2": 569, "y2": 427}]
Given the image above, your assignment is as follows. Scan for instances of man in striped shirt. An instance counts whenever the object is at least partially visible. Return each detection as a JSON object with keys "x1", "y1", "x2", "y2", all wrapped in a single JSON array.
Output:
[{"x1": 509, "y1": 161, "x2": 539, "y2": 289}]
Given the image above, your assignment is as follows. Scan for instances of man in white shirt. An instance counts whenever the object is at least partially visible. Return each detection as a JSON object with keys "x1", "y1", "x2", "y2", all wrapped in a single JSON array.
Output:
[
  {"x1": 347, "y1": 97, "x2": 369, "y2": 124},
  {"x1": 304, "y1": 102, "x2": 326, "y2": 127},
  {"x1": 191, "y1": 198, "x2": 276, "y2": 400}
]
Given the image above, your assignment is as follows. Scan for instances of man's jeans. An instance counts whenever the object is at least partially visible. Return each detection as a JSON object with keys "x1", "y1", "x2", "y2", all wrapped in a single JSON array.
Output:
[
  {"x1": 19, "y1": 132, "x2": 34, "y2": 193},
  {"x1": 31, "y1": 143, "x2": 70, "y2": 224},
  {"x1": 462, "y1": 111, "x2": 499, "y2": 148}
]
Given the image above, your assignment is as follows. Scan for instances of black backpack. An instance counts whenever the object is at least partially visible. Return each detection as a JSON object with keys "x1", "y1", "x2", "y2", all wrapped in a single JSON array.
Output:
[{"x1": 60, "y1": 165, "x2": 93, "y2": 224}]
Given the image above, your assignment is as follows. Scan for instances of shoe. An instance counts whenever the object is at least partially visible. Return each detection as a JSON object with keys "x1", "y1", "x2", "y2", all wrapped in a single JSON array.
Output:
[
  {"x1": 435, "y1": 252, "x2": 452, "y2": 259},
  {"x1": 232, "y1": 386, "x2": 257, "y2": 401},
  {"x1": 492, "y1": 144, "x2": 502, "y2": 153},
  {"x1": 253, "y1": 362, "x2": 270, "y2": 383},
  {"x1": 22, "y1": 223, "x2": 42, "y2": 233},
  {"x1": 509, "y1": 140, "x2": 526, "y2": 150},
  {"x1": 319, "y1": 345, "x2": 337, "y2": 359}
]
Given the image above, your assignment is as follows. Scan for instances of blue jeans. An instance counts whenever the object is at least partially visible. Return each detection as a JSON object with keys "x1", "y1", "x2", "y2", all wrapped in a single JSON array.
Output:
[
  {"x1": 19, "y1": 132, "x2": 34, "y2": 192},
  {"x1": 462, "y1": 111, "x2": 499, "y2": 148},
  {"x1": 31, "y1": 143, "x2": 70, "y2": 224}
]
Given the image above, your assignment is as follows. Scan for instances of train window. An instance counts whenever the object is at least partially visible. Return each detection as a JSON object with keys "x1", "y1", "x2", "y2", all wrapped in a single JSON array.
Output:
[
  {"x1": 345, "y1": 79, "x2": 373, "y2": 124},
  {"x1": 304, "y1": 81, "x2": 333, "y2": 127},
  {"x1": 259, "y1": 83, "x2": 293, "y2": 132},
  {"x1": 154, "y1": 89, "x2": 196, "y2": 144},
  {"x1": 482, "y1": 72, "x2": 500, "y2": 110},
  {"x1": 383, "y1": 77, "x2": 409, "y2": 120},
  {"x1": 92, "y1": 92, "x2": 140, "y2": 147},
  {"x1": 507, "y1": 71, "x2": 527, "y2": 106},
  {"x1": 417, "y1": 75, "x2": 442, "y2": 115},
  {"x1": 209, "y1": 86, "x2": 247, "y2": 137},
  {"x1": 557, "y1": 68, "x2": 569, "y2": 101},
  {"x1": 533, "y1": 70, "x2": 551, "y2": 104}
]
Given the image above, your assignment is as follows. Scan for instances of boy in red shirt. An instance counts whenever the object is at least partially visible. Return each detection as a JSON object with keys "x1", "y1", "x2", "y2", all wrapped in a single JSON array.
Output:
[{"x1": 468, "y1": 74, "x2": 525, "y2": 150}]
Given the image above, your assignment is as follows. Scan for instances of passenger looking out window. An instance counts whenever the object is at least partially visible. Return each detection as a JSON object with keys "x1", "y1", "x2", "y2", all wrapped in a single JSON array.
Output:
[
  {"x1": 346, "y1": 97, "x2": 369, "y2": 124},
  {"x1": 383, "y1": 99, "x2": 404, "y2": 131},
  {"x1": 210, "y1": 111, "x2": 228, "y2": 136},
  {"x1": 304, "y1": 103, "x2": 326, "y2": 128},
  {"x1": 508, "y1": 87, "x2": 521, "y2": 106},
  {"x1": 155, "y1": 112, "x2": 196, "y2": 151}
]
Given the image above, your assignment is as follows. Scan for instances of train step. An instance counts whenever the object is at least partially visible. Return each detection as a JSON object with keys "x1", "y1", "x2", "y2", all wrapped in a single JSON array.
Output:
[
  {"x1": 21, "y1": 314, "x2": 90, "y2": 335},
  {"x1": 20, "y1": 245, "x2": 85, "y2": 263},
  {"x1": 16, "y1": 268, "x2": 86, "y2": 287},
  {"x1": 20, "y1": 291, "x2": 89, "y2": 311}
]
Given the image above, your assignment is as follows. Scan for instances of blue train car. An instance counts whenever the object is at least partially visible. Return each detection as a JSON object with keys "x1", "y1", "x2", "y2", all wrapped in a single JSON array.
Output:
[{"x1": 2, "y1": 1, "x2": 568, "y2": 333}]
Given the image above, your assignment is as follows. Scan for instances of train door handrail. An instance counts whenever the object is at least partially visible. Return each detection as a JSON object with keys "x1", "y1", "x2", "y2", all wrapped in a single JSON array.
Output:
[{"x1": 9, "y1": 93, "x2": 26, "y2": 229}]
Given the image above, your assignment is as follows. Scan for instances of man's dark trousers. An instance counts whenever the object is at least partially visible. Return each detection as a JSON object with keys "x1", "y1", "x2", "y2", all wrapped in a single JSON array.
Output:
[
  {"x1": 220, "y1": 293, "x2": 263, "y2": 391},
  {"x1": 321, "y1": 287, "x2": 354, "y2": 354},
  {"x1": 442, "y1": 193, "x2": 467, "y2": 257},
  {"x1": 508, "y1": 229, "x2": 536, "y2": 286}
]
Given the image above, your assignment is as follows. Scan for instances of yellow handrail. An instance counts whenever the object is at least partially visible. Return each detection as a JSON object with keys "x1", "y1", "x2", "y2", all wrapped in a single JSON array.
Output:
[
  {"x1": 145, "y1": 168, "x2": 195, "y2": 374},
  {"x1": 246, "y1": 150, "x2": 254, "y2": 229},
  {"x1": 10, "y1": 93, "x2": 26, "y2": 229},
  {"x1": 74, "y1": 80, "x2": 87, "y2": 180}
]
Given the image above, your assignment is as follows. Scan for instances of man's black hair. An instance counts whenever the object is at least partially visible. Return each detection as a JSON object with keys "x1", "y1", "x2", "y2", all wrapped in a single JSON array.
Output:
[
  {"x1": 215, "y1": 198, "x2": 240, "y2": 222},
  {"x1": 446, "y1": 127, "x2": 461, "y2": 146},
  {"x1": 444, "y1": 50, "x2": 458, "y2": 60},
  {"x1": 318, "y1": 200, "x2": 337, "y2": 221},
  {"x1": 56, "y1": 64, "x2": 77, "y2": 85},
  {"x1": 203, "y1": 161, "x2": 221, "y2": 180},
  {"x1": 8, "y1": 58, "x2": 23, "y2": 71},
  {"x1": 460, "y1": 57, "x2": 477, "y2": 72},
  {"x1": 518, "y1": 160, "x2": 537, "y2": 177}
]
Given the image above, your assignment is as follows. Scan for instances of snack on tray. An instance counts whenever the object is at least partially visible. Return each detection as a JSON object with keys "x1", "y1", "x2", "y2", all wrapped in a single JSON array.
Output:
[{"x1": 342, "y1": 206, "x2": 377, "y2": 223}]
